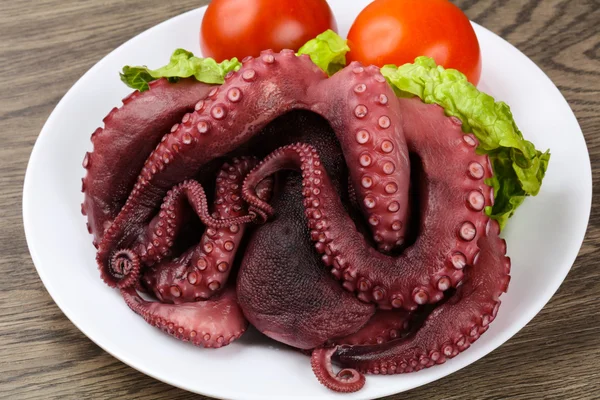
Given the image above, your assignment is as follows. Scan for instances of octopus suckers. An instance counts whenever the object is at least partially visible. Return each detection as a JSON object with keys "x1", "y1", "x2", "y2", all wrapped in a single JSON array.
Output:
[
  {"x1": 481, "y1": 314, "x2": 491, "y2": 327},
  {"x1": 208, "y1": 87, "x2": 219, "y2": 98},
  {"x1": 459, "y1": 222, "x2": 477, "y2": 241},
  {"x1": 361, "y1": 176, "x2": 373, "y2": 188},
  {"x1": 383, "y1": 162, "x2": 395, "y2": 175},
  {"x1": 437, "y1": 276, "x2": 451, "y2": 291},
  {"x1": 356, "y1": 130, "x2": 370, "y2": 144},
  {"x1": 82, "y1": 152, "x2": 90, "y2": 168},
  {"x1": 467, "y1": 190, "x2": 485, "y2": 211},
  {"x1": 364, "y1": 196, "x2": 376, "y2": 209},
  {"x1": 211, "y1": 105, "x2": 227, "y2": 120},
  {"x1": 181, "y1": 133, "x2": 193, "y2": 145},
  {"x1": 354, "y1": 84, "x2": 367, "y2": 93},
  {"x1": 355, "y1": 105, "x2": 368, "y2": 118},
  {"x1": 227, "y1": 88, "x2": 242, "y2": 102},
  {"x1": 391, "y1": 220, "x2": 403, "y2": 231},
  {"x1": 358, "y1": 278, "x2": 372, "y2": 291},
  {"x1": 413, "y1": 289, "x2": 429, "y2": 305},
  {"x1": 381, "y1": 140, "x2": 394, "y2": 153},
  {"x1": 197, "y1": 121, "x2": 210, "y2": 134},
  {"x1": 195, "y1": 100, "x2": 205, "y2": 112},
  {"x1": 217, "y1": 262, "x2": 229, "y2": 272},
  {"x1": 451, "y1": 252, "x2": 467, "y2": 269},
  {"x1": 372, "y1": 287, "x2": 385, "y2": 301},
  {"x1": 378, "y1": 116, "x2": 391, "y2": 129},
  {"x1": 463, "y1": 134, "x2": 477, "y2": 146},
  {"x1": 468, "y1": 162, "x2": 485, "y2": 179},
  {"x1": 187, "y1": 271, "x2": 198, "y2": 285},
  {"x1": 262, "y1": 54, "x2": 275, "y2": 64},
  {"x1": 197, "y1": 257, "x2": 208, "y2": 270},
  {"x1": 378, "y1": 94, "x2": 388, "y2": 105},
  {"x1": 359, "y1": 153, "x2": 372, "y2": 167},
  {"x1": 170, "y1": 286, "x2": 181, "y2": 297},
  {"x1": 451, "y1": 116, "x2": 462, "y2": 126},
  {"x1": 388, "y1": 201, "x2": 400, "y2": 212},
  {"x1": 385, "y1": 182, "x2": 398, "y2": 194},
  {"x1": 242, "y1": 69, "x2": 257, "y2": 81}
]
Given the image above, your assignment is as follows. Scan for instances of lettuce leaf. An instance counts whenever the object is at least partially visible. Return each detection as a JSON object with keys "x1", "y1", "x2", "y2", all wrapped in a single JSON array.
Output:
[
  {"x1": 297, "y1": 29, "x2": 350, "y2": 76},
  {"x1": 120, "y1": 30, "x2": 348, "y2": 92},
  {"x1": 381, "y1": 56, "x2": 550, "y2": 229},
  {"x1": 120, "y1": 49, "x2": 241, "y2": 91}
]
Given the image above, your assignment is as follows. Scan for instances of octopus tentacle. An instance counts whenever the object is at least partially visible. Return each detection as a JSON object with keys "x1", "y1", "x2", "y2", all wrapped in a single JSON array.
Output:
[
  {"x1": 100, "y1": 178, "x2": 257, "y2": 287},
  {"x1": 121, "y1": 285, "x2": 247, "y2": 348},
  {"x1": 329, "y1": 310, "x2": 413, "y2": 346},
  {"x1": 315, "y1": 63, "x2": 411, "y2": 252},
  {"x1": 82, "y1": 78, "x2": 215, "y2": 247},
  {"x1": 332, "y1": 219, "x2": 510, "y2": 376},
  {"x1": 311, "y1": 347, "x2": 365, "y2": 393},
  {"x1": 94, "y1": 52, "x2": 410, "y2": 287},
  {"x1": 238, "y1": 139, "x2": 375, "y2": 349},
  {"x1": 143, "y1": 158, "x2": 273, "y2": 303}
]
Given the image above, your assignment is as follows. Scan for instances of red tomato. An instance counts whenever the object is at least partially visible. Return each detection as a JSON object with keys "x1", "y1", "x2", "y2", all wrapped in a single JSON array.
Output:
[
  {"x1": 347, "y1": 0, "x2": 481, "y2": 85},
  {"x1": 200, "y1": 0, "x2": 337, "y2": 62}
]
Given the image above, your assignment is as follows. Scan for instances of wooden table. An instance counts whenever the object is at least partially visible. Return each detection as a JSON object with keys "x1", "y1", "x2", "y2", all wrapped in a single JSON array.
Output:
[{"x1": 1, "y1": 1, "x2": 598, "y2": 398}]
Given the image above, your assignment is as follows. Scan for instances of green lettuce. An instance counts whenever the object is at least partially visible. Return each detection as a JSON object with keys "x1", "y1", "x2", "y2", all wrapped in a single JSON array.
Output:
[
  {"x1": 297, "y1": 29, "x2": 350, "y2": 76},
  {"x1": 120, "y1": 49, "x2": 241, "y2": 91},
  {"x1": 381, "y1": 57, "x2": 550, "y2": 229}
]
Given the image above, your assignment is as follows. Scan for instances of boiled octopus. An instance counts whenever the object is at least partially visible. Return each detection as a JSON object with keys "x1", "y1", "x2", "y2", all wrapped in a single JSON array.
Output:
[{"x1": 81, "y1": 50, "x2": 510, "y2": 393}]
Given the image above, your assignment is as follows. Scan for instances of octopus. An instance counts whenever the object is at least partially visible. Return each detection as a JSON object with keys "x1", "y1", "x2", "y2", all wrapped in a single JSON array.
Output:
[{"x1": 81, "y1": 50, "x2": 511, "y2": 393}]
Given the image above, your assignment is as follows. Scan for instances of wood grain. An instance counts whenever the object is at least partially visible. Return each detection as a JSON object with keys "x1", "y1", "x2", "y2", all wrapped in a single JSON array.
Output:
[{"x1": 1, "y1": 0, "x2": 598, "y2": 399}]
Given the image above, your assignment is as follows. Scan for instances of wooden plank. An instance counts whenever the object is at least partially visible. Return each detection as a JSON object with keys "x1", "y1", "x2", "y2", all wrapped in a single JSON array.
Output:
[{"x1": 1, "y1": 0, "x2": 598, "y2": 398}]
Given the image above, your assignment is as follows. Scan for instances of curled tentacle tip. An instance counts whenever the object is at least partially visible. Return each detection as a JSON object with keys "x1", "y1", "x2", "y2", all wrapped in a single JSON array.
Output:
[
  {"x1": 311, "y1": 347, "x2": 365, "y2": 393},
  {"x1": 108, "y1": 249, "x2": 141, "y2": 289},
  {"x1": 249, "y1": 207, "x2": 272, "y2": 225}
]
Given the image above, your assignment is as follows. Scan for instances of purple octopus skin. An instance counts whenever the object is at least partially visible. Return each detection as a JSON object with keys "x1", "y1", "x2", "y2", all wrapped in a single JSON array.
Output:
[
  {"x1": 237, "y1": 125, "x2": 375, "y2": 350},
  {"x1": 88, "y1": 51, "x2": 412, "y2": 289},
  {"x1": 81, "y1": 50, "x2": 512, "y2": 394}
]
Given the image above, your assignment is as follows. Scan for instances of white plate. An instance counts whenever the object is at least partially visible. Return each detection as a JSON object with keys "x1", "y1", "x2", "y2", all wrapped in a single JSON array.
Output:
[{"x1": 23, "y1": 1, "x2": 591, "y2": 399}]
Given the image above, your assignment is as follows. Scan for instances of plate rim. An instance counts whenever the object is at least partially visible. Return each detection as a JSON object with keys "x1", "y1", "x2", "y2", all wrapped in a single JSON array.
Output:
[{"x1": 22, "y1": 4, "x2": 592, "y2": 400}]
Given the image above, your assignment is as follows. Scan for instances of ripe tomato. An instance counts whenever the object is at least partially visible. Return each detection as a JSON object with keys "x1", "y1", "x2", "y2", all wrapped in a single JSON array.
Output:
[
  {"x1": 347, "y1": 0, "x2": 481, "y2": 85},
  {"x1": 200, "y1": 0, "x2": 337, "y2": 62}
]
